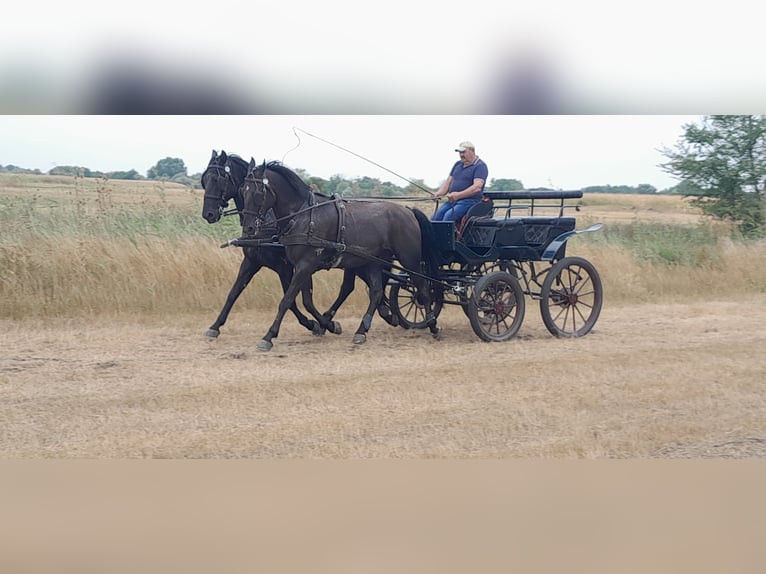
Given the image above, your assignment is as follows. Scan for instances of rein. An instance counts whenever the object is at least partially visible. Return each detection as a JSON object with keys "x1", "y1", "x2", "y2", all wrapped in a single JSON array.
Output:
[
  {"x1": 235, "y1": 165, "x2": 453, "y2": 290},
  {"x1": 241, "y1": 174, "x2": 344, "y2": 229}
]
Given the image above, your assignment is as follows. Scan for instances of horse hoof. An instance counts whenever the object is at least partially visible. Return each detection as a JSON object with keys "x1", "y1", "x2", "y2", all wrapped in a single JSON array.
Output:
[
  {"x1": 204, "y1": 329, "x2": 220, "y2": 339},
  {"x1": 312, "y1": 322, "x2": 325, "y2": 336},
  {"x1": 352, "y1": 333, "x2": 366, "y2": 344},
  {"x1": 331, "y1": 321, "x2": 342, "y2": 335},
  {"x1": 431, "y1": 327, "x2": 443, "y2": 340},
  {"x1": 379, "y1": 310, "x2": 399, "y2": 327},
  {"x1": 257, "y1": 340, "x2": 273, "y2": 352}
]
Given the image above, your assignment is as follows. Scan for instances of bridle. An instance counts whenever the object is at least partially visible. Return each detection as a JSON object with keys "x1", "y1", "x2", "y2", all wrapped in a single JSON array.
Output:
[
  {"x1": 241, "y1": 168, "x2": 275, "y2": 232},
  {"x1": 201, "y1": 162, "x2": 239, "y2": 217}
]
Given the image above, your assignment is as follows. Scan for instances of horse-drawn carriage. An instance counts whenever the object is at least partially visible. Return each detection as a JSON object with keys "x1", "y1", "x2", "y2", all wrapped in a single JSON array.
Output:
[
  {"x1": 386, "y1": 189, "x2": 604, "y2": 342},
  {"x1": 202, "y1": 151, "x2": 603, "y2": 349}
]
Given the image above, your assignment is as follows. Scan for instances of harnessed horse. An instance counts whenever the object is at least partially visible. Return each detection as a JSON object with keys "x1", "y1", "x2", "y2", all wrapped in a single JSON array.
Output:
[
  {"x1": 239, "y1": 158, "x2": 441, "y2": 351},
  {"x1": 200, "y1": 150, "x2": 399, "y2": 339}
]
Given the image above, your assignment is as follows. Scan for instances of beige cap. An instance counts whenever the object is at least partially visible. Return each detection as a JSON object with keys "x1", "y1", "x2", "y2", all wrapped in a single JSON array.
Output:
[{"x1": 455, "y1": 141, "x2": 475, "y2": 152}]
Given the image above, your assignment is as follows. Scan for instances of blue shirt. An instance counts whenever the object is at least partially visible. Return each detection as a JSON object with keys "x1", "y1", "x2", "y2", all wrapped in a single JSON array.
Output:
[{"x1": 449, "y1": 158, "x2": 488, "y2": 198}]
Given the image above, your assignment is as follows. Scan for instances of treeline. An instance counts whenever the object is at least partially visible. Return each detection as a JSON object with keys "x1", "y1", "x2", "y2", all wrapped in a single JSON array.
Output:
[
  {"x1": 582, "y1": 183, "x2": 659, "y2": 194},
  {"x1": 1, "y1": 163, "x2": 143, "y2": 179},
  {"x1": 0, "y1": 157, "x2": 200, "y2": 188},
  {"x1": 1, "y1": 161, "x2": 669, "y2": 196},
  {"x1": 303, "y1": 175, "x2": 632, "y2": 197}
]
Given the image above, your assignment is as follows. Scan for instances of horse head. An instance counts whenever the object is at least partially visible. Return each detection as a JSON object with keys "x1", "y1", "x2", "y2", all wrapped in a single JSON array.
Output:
[
  {"x1": 201, "y1": 149, "x2": 248, "y2": 223},
  {"x1": 241, "y1": 158, "x2": 276, "y2": 237}
]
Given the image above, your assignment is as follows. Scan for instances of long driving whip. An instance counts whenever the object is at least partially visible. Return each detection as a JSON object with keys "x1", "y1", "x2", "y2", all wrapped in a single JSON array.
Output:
[{"x1": 291, "y1": 127, "x2": 435, "y2": 197}]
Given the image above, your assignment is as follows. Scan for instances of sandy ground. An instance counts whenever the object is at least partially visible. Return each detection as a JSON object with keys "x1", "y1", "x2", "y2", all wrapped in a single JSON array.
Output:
[{"x1": 2, "y1": 297, "x2": 765, "y2": 458}]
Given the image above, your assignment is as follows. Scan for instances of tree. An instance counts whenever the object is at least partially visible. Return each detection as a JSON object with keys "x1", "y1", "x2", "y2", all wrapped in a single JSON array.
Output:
[
  {"x1": 486, "y1": 177, "x2": 524, "y2": 191},
  {"x1": 147, "y1": 157, "x2": 187, "y2": 179},
  {"x1": 49, "y1": 165, "x2": 87, "y2": 176},
  {"x1": 107, "y1": 169, "x2": 143, "y2": 180},
  {"x1": 582, "y1": 184, "x2": 658, "y2": 194},
  {"x1": 661, "y1": 115, "x2": 766, "y2": 236}
]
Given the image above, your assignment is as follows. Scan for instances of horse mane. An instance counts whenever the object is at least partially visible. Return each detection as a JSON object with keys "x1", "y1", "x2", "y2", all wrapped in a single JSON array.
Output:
[
  {"x1": 262, "y1": 160, "x2": 335, "y2": 200},
  {"x1": 263, "y1": 161, "x2": 311, "y2": 195},
  {"x1": 226, "y1": 154, "x2": 248, "y2": 172}
]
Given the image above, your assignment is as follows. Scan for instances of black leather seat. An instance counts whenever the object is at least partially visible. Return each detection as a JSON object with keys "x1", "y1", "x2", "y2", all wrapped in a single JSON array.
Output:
[{"x1": 456, "y1": 196, "x2": 494, "y2": 239}]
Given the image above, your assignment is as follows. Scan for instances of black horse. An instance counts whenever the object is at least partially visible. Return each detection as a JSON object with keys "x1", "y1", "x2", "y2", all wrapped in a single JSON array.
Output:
[
  {"x1": 201, "y1": 150, "x2": 328, "y2": 338},
  {"x1": 200, "y1": 150, "x2": 397, "y2": 339},
  {"x1": 240, "y1": 158, "x2": 441, "y2": 351}
]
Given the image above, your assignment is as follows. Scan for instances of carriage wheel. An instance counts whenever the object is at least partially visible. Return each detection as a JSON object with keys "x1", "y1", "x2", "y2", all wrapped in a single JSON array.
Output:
[
  {"x1": 467, "y1": 271, "x2": 525, "y2": 342},
  {"x1": 540, "y1": 256, "x2": 602, "y2": 337},
  {"x1": 389, "y1": 281, "x2": 444, "y2": 330},
  {"x1": 458, "y1": 261, "x2": 510, "y2": 319}
]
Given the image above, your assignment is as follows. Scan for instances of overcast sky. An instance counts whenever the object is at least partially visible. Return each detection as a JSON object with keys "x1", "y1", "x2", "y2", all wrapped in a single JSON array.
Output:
[{"x1": 0, "y1": 115, "x2": 701, "y2": 191}]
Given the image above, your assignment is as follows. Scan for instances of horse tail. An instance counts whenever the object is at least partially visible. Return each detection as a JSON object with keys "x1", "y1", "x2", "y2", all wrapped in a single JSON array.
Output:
[{"x1": 411, "y1": 208, "x2": 442, "y2": 294}]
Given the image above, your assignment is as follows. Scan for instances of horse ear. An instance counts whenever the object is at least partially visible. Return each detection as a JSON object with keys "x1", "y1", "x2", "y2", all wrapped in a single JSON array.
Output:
[
  {"x1": 248, "y1": 157, "x2": 256, "y2": 169},
  {"x1": 220, "y1": 150, "x2": 228, "y2": 162},
  {"x1": 210, "y1": 149, "x2": 217, "y2": 161}
]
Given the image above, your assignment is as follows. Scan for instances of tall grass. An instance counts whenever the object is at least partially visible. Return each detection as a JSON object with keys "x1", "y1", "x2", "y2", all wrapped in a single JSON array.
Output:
[
  {"x1": 573, "y1": 228, "x2": 766, "y2": 304},
  {"x1": 0, "y1": 175, "x2": 372, "y2": 319},
  {"x1": 582, "y1": 221, "x2": 724, "y2": 267},
  {"x1": 2, "y1": 174, "x2": 765, "y2": 319}
]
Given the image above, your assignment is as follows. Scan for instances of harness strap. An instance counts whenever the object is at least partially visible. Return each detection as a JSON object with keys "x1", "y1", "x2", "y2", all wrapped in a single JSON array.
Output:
[
  {"x1": 333, "y1": 194, "x2": 346, "y2": 247},
  {"x1": 280, "y1": 234, "x2": 346, "y2": 252}
]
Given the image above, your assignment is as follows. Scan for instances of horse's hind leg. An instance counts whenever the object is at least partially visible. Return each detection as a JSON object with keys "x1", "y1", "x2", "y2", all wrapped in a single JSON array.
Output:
[
  {"x1": 411, "y1": 267, "x2": 442, "y2": 340},
  {"x1": 352, "y1": 268, "x2": 384, "y2": 345},
  {"x1": 310, "y1": 269, "x2": 361, "y2": 335},
  {"x1": 205, "y1": 256, "x2": 261, "y2": 339},
  {"x1": 298, "y1": 278, "x2": 343, "y2": 336},
  {"x1": 357, "y1": 266, "x2": 398, "y2": 327}
]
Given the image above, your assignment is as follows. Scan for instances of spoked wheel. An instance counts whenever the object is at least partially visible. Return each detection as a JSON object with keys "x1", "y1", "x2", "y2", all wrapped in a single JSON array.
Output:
[
  {"x1": 389, "y1": 281, "x2": 444, "y2": 330},
  {"x1": 459, "y1": 261, "x2": 510, "y2": 319},
  {"x1": 540, "y1": 256, "x2": 603, "y2": 337},
  {"x1": 467, "y1": 271, "x2": 525, "y2": 342}
]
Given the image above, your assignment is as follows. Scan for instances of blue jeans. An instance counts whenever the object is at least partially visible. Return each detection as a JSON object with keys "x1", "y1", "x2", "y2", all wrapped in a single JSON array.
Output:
[{"x1": 431, "y1": 198, "x2": 481, "y2": 222}]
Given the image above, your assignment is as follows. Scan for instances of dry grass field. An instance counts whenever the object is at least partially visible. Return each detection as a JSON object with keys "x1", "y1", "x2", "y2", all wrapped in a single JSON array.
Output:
[{"x1": 1, "y1": 174, "x2": 765, "y2": 458}]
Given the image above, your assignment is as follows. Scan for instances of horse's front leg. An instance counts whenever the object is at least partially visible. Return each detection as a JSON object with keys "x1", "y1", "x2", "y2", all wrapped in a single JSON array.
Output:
[
  {"x1": 352, "y1": 267, "x2": 384, "y2": 345},
  {"x1": 205, "y1": 255, "x2": 262, "y2": 339},
  {"x1": 258, "y1": 265, "x2": 314, "y2": 352},
  {"x1": 275, "y1": 259, "x2": 320, "y2": 335}
]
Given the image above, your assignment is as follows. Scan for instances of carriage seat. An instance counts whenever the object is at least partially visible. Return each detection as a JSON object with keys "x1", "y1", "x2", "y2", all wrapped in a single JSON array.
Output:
[{"x1": 456, "y1": 195, "x2": 494, "y2": 239}]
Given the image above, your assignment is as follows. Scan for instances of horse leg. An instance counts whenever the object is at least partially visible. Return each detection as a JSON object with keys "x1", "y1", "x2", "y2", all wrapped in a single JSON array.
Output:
[
  {"x1": 414, "y1": 273, "x2": 442, "y2": 339},
  {"x1": 310, "y1": 269, "x2": 360, "y2": 335},
  {"x1": 275, "y1": 260, "x2": 319, "y2": 334},
  {"x1": 352, "y1": 267, "x2": 384, "y2": 345},
  {"x1": 376, "y1": 264, "x2": 398, "y2": 327},
  {"x1": 352, "y1": 267, "x2": 397, "y2": 327},
  {"x1": 297, "y1": 278, "x2": 343, "y2": 336},
  {"x1": 258, "y1": 265, "x2": 313, "y2": 351},
  {"x1": 205, "y1": 256, "x2": 261, "y2": 339}
]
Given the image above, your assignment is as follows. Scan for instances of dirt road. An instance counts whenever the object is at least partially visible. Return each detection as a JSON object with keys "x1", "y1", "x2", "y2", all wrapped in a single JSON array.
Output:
[{"x1": 2, "y1": 298, "x2": 765, "y2": 458}]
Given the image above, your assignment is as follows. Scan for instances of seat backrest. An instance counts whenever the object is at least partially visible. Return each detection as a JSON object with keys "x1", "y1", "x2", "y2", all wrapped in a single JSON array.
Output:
[{"x1": 456, "y1": 196, "x2": 494, "y2": 238}]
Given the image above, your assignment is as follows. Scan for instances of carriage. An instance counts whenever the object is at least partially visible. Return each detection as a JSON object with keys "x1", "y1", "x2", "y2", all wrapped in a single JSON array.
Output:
[
  {"x1": 204, "y1": 152, "x2": 603, "y2": 348},
  {"x1": 383, "y1": 189, "x2": 604, "y2": 341}
]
